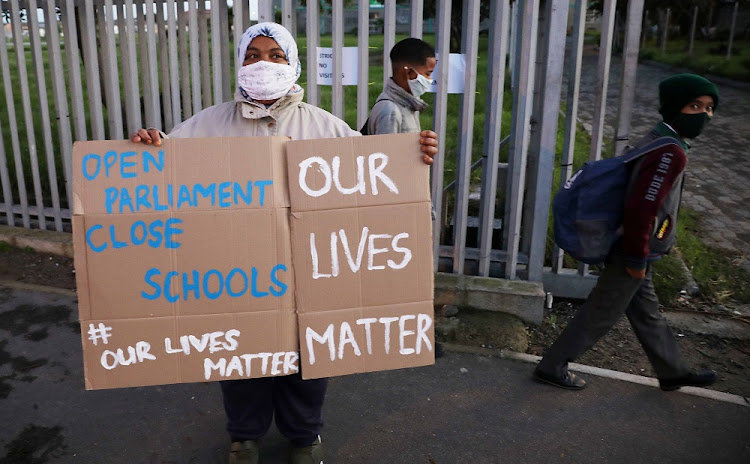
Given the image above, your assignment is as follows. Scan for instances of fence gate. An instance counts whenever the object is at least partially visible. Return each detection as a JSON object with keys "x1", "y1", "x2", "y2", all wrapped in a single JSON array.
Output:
[{"x1": 0, "y1": 0, "x2": 640, "y2": 297}]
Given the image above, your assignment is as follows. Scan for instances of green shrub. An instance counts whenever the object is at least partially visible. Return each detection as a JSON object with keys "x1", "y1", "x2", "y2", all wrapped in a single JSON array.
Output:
[{"x1": 674, "y1": 209, "x2": 750, "y2": 304}]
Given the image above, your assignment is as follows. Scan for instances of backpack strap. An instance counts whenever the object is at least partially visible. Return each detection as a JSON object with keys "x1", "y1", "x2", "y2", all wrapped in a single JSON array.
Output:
[
  {"x1": 360, "y1": 97, "x2": 394, "y2": 135},
  {"x1": 623, "y1": 135, "x2": 684, "y2": 202},
  {"x1": 621, "y1": 136, "x2": 682, "y2": 164}
]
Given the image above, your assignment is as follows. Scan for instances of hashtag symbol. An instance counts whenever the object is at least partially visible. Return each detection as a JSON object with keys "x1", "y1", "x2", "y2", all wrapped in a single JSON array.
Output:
[{"x1": 87, "y1": 323, "x2": 113, "y2": 346}]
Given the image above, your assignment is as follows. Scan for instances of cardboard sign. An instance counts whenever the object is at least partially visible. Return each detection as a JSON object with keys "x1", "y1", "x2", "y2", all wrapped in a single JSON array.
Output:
[
  {"x1": 73, "y1": 134, "x2": 434, "y2": 389},
  {"x1": 286, "y1": 134, "x2": 434, "y2": 378}
]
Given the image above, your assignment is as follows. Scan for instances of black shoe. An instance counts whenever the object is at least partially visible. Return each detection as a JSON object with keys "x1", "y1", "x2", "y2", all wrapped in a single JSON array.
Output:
[
  {"x1": 659, "y1": 370, "x2": 717, "y2": 391},
  {"x1": 533, "y1": 368, "x2": 587, "y2": 390},
  {"x1": 290, "y1": 436, "x2": 323, "y2": 464}
]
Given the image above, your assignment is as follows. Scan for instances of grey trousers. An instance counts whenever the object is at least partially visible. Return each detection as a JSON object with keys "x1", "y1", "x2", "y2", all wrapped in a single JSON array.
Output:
[
  {"x1": 537, "y1": 246, "x2": 690, "y2": 380},
  {"x1": 220, "y1": 374, "x2": 327, "y2": 447}
]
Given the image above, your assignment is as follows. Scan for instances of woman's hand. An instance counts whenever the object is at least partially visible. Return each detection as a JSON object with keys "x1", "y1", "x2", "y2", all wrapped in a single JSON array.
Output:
[
  {"x1": 130, "y1": 128, "x2": 163, "y2": 146},
  {"x1": 419, "y1": 130, "x2": 438, "y2": 165}
]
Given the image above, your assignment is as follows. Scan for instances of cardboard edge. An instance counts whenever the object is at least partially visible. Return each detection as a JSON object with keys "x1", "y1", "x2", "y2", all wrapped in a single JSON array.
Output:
[
  {"x1": 71, "y1": 215, "x2": 91, "y2": 321},
  {"x1": 273, "y1": 136, "x2": 292, "y2": 208}
]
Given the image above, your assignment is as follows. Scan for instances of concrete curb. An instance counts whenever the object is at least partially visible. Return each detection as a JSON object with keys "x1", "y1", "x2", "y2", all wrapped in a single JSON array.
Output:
[
  {"x1": 435, "y1": 273, "x2": 545, "y2": 325},
  {"x1": 440, "y1": 343, "x2": 749, "y2": 408},
  {"x1": 501, "y1": 348, "x2": 750, "y2": 408},
  {"x1": 0, "y1": 279, "x2": 77, "y2": 298},
  {"x1": 0, "y1": 225, "x2": 74, "y2": 258}
]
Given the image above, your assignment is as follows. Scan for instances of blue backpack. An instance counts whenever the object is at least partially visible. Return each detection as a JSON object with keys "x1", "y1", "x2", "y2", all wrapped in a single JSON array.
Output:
[{"x1": 552, "y1": 136, "x2": 681, "y2": 264}]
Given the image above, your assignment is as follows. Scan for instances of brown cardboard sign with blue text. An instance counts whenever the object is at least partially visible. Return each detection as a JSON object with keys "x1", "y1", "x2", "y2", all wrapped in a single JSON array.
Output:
[
  {"x1": 73, "y1": 137, "x2": 297, "y2": 389},
  {"x1": 73, "y1": 134, "x2": 434, "y2": 389}
]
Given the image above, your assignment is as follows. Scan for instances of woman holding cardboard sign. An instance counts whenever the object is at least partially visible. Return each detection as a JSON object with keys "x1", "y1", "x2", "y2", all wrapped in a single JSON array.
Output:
[{"x1": 130, "y1": 22, "x2": 437, "y2": 464}]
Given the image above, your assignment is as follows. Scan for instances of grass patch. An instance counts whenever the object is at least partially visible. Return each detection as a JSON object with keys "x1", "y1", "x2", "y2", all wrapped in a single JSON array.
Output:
[
  {"x1": 670, "y1": 208, "x2": 750, "y2": 304},
  {"x1": 651, "y1": 252, "x2": 688, "y2": 306},
  {"x1": 0, "y1": 241, "x2": 34, "y2": 254},
  {"x1": 639, "y1": 37, "x2": 750, "y2": 82}
]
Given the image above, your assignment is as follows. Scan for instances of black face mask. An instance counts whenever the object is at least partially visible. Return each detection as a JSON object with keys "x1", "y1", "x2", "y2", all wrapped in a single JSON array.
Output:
[{"x1": 671, "y1": 112, "x2": 711, "y2": 139}]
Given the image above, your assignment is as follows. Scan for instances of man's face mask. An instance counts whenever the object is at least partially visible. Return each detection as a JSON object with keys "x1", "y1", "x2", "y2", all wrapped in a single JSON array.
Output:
[
  {"x1": 671, "y1": 112, "x2": 711, "y2": 139},
  {"x1": 237, "y1": 60, "x2": 297, "y2": 101},
  {"x1": 406, "y1": 68, "x2": 434, "y2": 97}
]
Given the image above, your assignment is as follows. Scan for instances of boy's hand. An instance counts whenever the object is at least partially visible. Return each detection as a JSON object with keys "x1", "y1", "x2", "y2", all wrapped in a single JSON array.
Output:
[
  {"x1": 626, "y1": 267, "x2": 646, "y2": 280},
  {"x1": 419, "y1": 130, "x2": 438, "y2": 165},
  {"x1": 130, "y1": 128, "x2": 162, "y2": 146}
]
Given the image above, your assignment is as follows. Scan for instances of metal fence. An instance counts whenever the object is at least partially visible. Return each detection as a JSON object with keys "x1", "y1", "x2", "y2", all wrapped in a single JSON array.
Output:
[{"x1": 0, "y1": 0, "x2": 640, "y2": 295}]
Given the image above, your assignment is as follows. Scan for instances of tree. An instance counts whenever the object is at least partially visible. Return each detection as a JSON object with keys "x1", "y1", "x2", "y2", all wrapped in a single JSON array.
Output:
[
  {"x1": 589, "y1": 0, "x2": 716, "y2": 34},
  {"x1": 421, "y1": 0, "x2": 492, "y2": 52}
]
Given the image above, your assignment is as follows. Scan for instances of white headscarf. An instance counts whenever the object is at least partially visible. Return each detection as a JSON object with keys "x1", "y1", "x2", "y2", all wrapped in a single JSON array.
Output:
[{"x1": 237, "y1": 22, "x2": 301, "y2": 80}]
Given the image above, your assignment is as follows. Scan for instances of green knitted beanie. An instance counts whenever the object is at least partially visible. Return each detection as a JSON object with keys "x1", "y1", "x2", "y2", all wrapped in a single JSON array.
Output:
[{"x1": 659, "y1": 74, "x2": 719, "y2": 122}]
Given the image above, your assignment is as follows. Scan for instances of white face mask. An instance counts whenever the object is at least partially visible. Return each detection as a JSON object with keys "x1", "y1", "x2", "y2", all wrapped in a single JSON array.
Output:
[
  {"x1": 237, "y1": 60, "x2": 297, "y2": 101},
  {"x1": 406, "y1": 68, "x2": 434, "y2": 97}
]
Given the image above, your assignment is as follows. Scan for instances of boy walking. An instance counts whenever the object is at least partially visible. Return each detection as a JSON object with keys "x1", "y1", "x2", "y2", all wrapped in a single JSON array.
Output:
[
  {"x1": 534, "y1": 74, "x2": 719, "y2": 392},
  {"x1": 366, "y1": 38, "x2": 436, "y2": 135}
]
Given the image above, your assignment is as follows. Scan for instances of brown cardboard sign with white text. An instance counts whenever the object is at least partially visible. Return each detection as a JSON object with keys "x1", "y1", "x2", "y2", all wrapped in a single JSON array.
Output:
[
  {"x1": 289, "y1": 204, "x2": 433, "y2": 313},
  {"x1": 73, "y1": 134, "x2": 434, "y2": 389},
  {"x1": 286, "y1": 134, "x2": 435, "y2": 379},
  {"x1": 286, "y1": 134, "x2": 431, "y2": 212},
  {"x1": 299, "y1": 301, "x2": 434, "y2": 378}
]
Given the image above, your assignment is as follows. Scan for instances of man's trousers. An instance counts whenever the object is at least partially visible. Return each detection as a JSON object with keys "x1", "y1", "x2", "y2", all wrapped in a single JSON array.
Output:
[
  {"x1": 536, "y1": 246, "x2": 691, "y2": 380},
  {"x1": 220, "y1": 374, "x2": 328, "y2": 447}
]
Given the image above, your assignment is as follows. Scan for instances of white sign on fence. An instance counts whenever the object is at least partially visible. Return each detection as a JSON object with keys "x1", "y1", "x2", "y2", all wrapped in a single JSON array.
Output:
[
  {"x1": 428, "y1": 53, "x2": 466, "y2": 94},
  {"x1": 315, "y1": 49, "x2": 465, "y2": 93},
  {"x1": 316, "y1": 47, "x2": 359, "y2": 86},
  {"x1": 248, "y1": 0, "x2": 259, "y2": 21}
]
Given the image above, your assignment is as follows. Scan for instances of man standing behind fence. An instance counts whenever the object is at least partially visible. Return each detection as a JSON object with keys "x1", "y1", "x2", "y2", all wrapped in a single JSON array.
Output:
[
  {"x1": 363, "y1": 38, "x2": 436, "y2": 135},
  {"x1": 534, "y1": 74, "x2": 720, "y2": 392}
]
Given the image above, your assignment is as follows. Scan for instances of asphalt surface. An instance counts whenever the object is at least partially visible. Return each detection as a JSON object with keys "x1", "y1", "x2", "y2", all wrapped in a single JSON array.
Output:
[{"x1": 1, "y1": 284, "x2": 748, "y2": 464}]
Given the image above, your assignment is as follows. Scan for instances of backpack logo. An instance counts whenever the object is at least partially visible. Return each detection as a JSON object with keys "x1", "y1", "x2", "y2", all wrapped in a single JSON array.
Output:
[
  {"x1": 655, "y1": 215, "x2": 672, "y2": 240},
  {"x1": 563, "y1": 170, "x2": 581, "y2": 189}
]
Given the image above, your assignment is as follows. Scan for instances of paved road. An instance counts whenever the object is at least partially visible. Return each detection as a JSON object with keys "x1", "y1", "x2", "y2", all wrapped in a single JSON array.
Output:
[
  {"x1": 2, "y1": 285, "x2": 748, "y2": 463},
  {"x1": 572, "y1": 49, "x2": 750, "y2": 272}
]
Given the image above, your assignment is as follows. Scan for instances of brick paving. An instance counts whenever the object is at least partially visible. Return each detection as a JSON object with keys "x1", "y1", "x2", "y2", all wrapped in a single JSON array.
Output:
[{"x1": 570, "y1": 48, "x2": 750, "y2": 272}]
